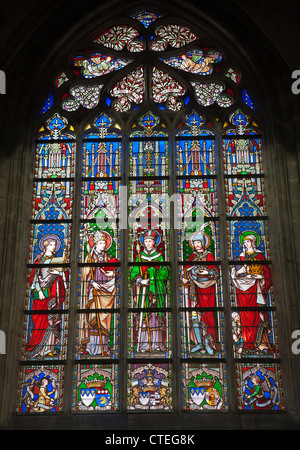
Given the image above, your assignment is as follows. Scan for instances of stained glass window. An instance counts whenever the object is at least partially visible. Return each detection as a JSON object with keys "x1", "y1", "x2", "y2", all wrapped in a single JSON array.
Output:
[{"x1": 17, "y1": 10, "x2": 284, "y2": 415}]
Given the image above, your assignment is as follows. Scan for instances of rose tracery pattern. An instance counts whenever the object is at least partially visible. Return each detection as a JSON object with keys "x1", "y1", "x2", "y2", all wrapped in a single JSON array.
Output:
[
  {"x1": 93, "y1": 25, "x2": 140, "y2": 51},
  {"x1": 151, "y1": 24, "x2": 199, "y2": 50},
  {"x1": 58, "y1": 21, "x2": 234, "y2": 113},
  {"x1": 62, "y1": 85, "x2": 102, "y2": 111},
  {"x1": 152, "y1": 67, "x2": 186, "y2": 111},
  {"x1": 192, "y1": 82, "x2": 233, "y2": 108},
  {"x1": 110, "y1": 66, "x2": 145, "y2": 111}
]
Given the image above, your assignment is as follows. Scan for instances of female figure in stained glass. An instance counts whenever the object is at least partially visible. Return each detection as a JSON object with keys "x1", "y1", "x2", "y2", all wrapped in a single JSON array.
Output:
[
  {"x1": 130, "y1": 230, "x2": 169, "y2": 353},
  {"x1": 26, "y1": 235, "x2": 67, "y2": 358},
  {"x1": 80, "y1": 231, "x2": 118, "y2": 356},
  {"x1": 231, "y1": 232, "x2": 275, "y2": 355},
  {"x1": 181, "y1": 231, "x2": 219, "y2": 355}
]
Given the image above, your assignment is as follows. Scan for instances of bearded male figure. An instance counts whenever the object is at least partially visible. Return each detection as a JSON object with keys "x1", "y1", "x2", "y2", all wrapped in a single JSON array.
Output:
[{"x1": 80, "y1": 231, "x2": 118, "y2": 356}]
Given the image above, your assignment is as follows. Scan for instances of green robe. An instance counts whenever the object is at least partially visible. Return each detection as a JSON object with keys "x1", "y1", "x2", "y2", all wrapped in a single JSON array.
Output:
[{"x1": 130, "y1": 249, "x2": 169, "y2": 313}]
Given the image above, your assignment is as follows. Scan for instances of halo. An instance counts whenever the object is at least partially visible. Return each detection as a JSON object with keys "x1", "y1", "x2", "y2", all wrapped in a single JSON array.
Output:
[
  {"x1": 38, "y1": 234, "x2": 61, "y2": 252},
  {"x1": 89, "y1": 230, "x2": 112, "y2": 250},
  {"x1": 188, "y1": 230, "x2": 211, "y2": 249},
  {"x1": 239, "y1": 230, "x2": 260, "y2": 247},
  {"x1": 140, "y1": 230, "x2": 161, "y2": 246}
]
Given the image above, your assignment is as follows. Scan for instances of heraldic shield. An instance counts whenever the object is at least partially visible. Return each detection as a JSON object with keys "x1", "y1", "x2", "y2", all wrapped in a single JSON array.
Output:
[
  {"x1": 95, "y1": 388, "x2": 111, "y2": 407},
  {"x1": 80, "y1": 380, "x2": 111, "y2": 408},
  {"x1": 190, "y1": 386, "x2": 206, "y2": 406},
  {"x1": 80, "y1": 388, "x2": 96, "y2": 407},
  {"x1": 190, "y1": 380, "x2": 215, "y2": 406}
]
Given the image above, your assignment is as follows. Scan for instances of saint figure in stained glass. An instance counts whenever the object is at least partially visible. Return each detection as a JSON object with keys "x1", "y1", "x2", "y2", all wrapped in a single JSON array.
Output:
[
  {"x1": 26, "y1": 236, "x2": 68, "y2": 359},
  {"x1": 231, "y1": 232, "x2": 275, "y2": 356},
  {"x1": 180, "y1": 231, "x2": 220, "y2": 356},
  {"x1": 79, "y1": 231, "x2": 119, "y2": 357},
  {"x1": 130, "y1": 230, "x2": 169, "y2": 354}
]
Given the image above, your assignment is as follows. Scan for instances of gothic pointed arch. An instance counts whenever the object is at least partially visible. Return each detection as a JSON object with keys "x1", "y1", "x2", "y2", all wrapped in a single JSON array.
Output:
[{"x1": 2, "y1": 3, "x2": 295, "y2": 430}]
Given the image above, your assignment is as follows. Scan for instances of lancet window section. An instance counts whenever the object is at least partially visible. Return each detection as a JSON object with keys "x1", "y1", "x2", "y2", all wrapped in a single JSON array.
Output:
[
  {"x1": 176, "y1": 111, "x2": 227, "y2": 410},
  {"x1": 224, "y1": 109, "x2": 284, "y2": 410},
  {"x1": 73, "y1": 114, "x2": 122, "y2": 412},
  {"x1": 17, "y1": 114, "x2": 75, "y2": 413},
  {"x1": 127, "y1": 112, "x2": 173, "y2": 411}
]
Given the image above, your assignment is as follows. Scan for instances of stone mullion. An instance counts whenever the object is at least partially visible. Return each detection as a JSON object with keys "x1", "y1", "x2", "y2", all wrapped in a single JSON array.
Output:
[{"x1": 63, "y1": 132, "x2": 82, "y2": 414}]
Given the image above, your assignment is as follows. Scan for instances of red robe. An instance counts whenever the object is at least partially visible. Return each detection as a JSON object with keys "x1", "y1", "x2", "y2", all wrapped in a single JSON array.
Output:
[
  {"x1": 26, "y1": 260, "x2": 66, "y2": 355},
  {"x1": 185, "y1": 251, "x2": 219, "y2": 343},
  {"x1": 234, "y1": 252, "x2": 272, "y2": 351}
]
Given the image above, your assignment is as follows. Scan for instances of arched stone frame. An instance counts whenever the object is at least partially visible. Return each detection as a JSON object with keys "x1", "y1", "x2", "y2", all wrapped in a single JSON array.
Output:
[{"x1": 0, "y1": 0, "x2": 299, "y2": 429}]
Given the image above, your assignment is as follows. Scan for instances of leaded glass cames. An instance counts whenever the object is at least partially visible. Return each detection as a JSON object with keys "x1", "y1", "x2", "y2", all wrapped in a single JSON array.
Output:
[{"x1": 17, "y1": 10, "x2": 284, "y2": 415}]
